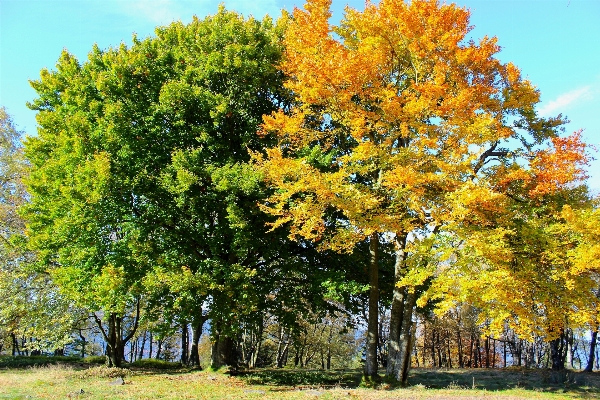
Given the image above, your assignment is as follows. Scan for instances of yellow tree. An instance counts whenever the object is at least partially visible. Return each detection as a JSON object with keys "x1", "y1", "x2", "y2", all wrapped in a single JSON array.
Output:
[
  {"x1": 422, "y1": 130, "x2": 593, "y2": 368},
  {"x1": 255, "y1": 0, "x2": 583, "y2": 383}
]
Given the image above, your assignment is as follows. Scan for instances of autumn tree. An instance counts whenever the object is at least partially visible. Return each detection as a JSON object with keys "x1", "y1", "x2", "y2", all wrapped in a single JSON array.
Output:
[
  {"x1": 255, "y1": 0, "x2": 585, "y2": 383},
  {"x1": 427, "y1": 141, "x2": 594, "y2": 371}
]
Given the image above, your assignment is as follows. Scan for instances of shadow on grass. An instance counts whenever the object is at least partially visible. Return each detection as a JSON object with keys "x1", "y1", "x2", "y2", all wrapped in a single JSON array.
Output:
[
  {"x1": 237, "y1": 366, "x2": 600, "y2": 396},
  {"x1": 237, "y1": 368, "x2": 363, "y2": 388},
  {"x1": 406, "y1": 367, "x2": 600, "y2": 396}
]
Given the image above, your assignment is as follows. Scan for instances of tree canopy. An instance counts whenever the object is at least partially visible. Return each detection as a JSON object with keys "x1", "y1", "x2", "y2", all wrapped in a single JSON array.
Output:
[
  {"x1": 254, "y1": 0, "x2": 592, "y2": 382},
  {"x1": 12, "y1": 0, "x2": 598, "y2": 377}
]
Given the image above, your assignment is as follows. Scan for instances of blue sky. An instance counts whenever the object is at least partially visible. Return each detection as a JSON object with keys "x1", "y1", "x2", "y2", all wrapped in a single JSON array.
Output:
[{"x1": 1, "y1": 0, "x2": 599, "y2": 190}]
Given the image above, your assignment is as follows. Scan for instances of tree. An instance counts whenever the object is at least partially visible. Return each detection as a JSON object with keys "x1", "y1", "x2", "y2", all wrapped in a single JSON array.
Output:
[
  {"x1": 24, "y1": 7, "x2": 353, "y2": 368},
  {"x1": 1, "y1": 107, "x2": 82, "y2": 355},
  {"x1": 255, "y1": 0, "x2": 585, "y2": 383}
]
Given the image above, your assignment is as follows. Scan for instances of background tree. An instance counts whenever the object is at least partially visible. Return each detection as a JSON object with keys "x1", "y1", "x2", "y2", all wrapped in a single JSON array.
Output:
[{"x1": 1, "y1": 107, "x2": 81, "y2": 355}]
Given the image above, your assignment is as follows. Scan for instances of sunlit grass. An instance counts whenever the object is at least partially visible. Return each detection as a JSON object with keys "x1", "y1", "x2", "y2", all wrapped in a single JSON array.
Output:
[{"x1": 0, "y1": 364, "x2": 598, "y2": 399}]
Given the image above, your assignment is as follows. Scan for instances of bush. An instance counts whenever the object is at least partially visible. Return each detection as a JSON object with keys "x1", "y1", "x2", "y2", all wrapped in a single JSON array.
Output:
[
  {"x1": 81, "y1": 355, "x2": 106, "y2": 365},
  {"x1": 74, "y1": 365, "x2": 131, "y2": 379},
  {"x1": 0, "y1": 355, "x2": 80, "y2": 368},
  {"x1": 129, "y1": 358, "x2": 183, "y2": 370}
]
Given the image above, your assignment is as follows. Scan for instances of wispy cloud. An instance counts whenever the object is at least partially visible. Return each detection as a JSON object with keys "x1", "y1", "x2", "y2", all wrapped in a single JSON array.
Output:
[{"x1": 538, "y1": 85, "x2": 593, "y2": 117}]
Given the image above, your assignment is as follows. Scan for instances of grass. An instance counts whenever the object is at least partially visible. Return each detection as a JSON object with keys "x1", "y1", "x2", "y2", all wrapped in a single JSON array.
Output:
[{"x1": 1, "y1": 360, "x2": 599, "y2": 399}]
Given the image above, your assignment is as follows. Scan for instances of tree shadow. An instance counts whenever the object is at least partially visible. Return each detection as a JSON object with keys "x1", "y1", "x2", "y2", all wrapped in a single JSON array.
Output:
[{"x1": 406, "y1": 367, "x2": 600, "y2": 396}]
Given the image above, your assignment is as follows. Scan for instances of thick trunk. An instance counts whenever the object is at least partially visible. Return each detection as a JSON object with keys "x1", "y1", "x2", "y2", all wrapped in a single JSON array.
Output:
[
  {"x1": 276, "y1": 326, "x2": 290, "y2": 368},
  {"x1": 156, "y1": 339, "x2": 163, "y2": 360},
  {"x1": 386, "y1": 233, "x2": 407, "y2": 380},
  {"x1": 181, "y1": 322, "x2": 189, "y2": 365},
  {"x1": 211, "y1": 332, "x2": 236, "y2": 369},
  {"x1": 550, "y1": 331, "x2": 567, "y2": 371},
  {"x1": 584, "y1": 330, "x2": 598, "y2": 372},
  {"x1": 189, "y1": 317, "x2": 206, "y2": 367},
  {"x1": 105, "y1": 313, "x2": 124, "y2": 368},
  {"x1": 397, "y1": 292, "x2": 416, "y2": 385},
  {"x1": 95, "y1": 302, "x2": 140, "y2": 368},
  {"x1": 364, "y1": 232, "x2": 380, "y2": 380}
]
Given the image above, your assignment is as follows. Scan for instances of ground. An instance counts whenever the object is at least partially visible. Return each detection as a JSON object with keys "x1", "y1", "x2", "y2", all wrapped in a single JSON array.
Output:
[{"x1": 0, "y1": 359, "x2": 599, "y2": 399}]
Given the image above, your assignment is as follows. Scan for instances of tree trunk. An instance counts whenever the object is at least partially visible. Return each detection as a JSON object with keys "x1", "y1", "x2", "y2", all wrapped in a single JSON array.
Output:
[
  {"x1": 211, "y1": 332, "x2": 236, "y2": 369},
  {"x1": 389, "y1": 287, "x2": 416, "y2": 384},
  {"x1": 364, "y1": 232, "x2": 380, "y2": 381},
  {"x1": 156, "y1": 339, "x2": 163, "y2": 360},
  {"x1": 78, "y1": 329, "x2": 87, "y2": 358},
  {"x1": 457, "y1": 326, "x2": 463, "y2": 368},
  {"x1": 276, "y1": 326, "x2": 290, "y2": 368},
  {"x1": 386, "y1": 232, "x2": 407, "y2": 380},
  {"x1": 584, "y1": 330, "x2": 598, "y2": 372},
  {"x1": 94, "y1": 303, "x2": 140, "y2": 368},
  {"x1": 189, "y1": 317, "x2": 206, "y2": 367},
  {"x1": 181, "y1": 322, "x2": 189, "y2": 365},
  {"x1": 138, "y1": 330, "x2": 147, "y2": 360},
  {"x1": 485, "y1": 337, "x2": 490, "y2": 368},
  {"x1": 105, "y1": 313, "x2": 124, "y2": 367},
  {"x1": 447, "y1": 332, "x2": 453, "y2": 368},
  {"x1": 550, "y1": 331, "x2": 567, "y2": 371},
  {"x1": 276, "y1": 327, "x2": 290, "y2": 368},
  {"x1": 11, "y1": 333, "x2": 18, "y2": 356}
]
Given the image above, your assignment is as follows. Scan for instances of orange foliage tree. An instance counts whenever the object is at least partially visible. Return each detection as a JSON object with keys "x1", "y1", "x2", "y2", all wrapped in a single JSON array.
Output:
[{"x1": 254, "y1": 0, "x2": 589, "y2": 382}]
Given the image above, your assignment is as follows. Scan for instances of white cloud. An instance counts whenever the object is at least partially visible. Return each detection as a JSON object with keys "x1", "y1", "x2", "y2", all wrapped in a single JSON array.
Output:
[{"x1": 537, "y1": 85, "x2": 593, "y2": 117}]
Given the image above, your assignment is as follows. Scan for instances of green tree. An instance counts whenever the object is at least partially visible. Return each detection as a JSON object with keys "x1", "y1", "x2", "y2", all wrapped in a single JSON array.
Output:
[
  {"x1": 1, "y1": 107, "x2": 81, "y2": 355},
  {"x1": 24, "y1": 8, "x2": 351, "y2": 368}
]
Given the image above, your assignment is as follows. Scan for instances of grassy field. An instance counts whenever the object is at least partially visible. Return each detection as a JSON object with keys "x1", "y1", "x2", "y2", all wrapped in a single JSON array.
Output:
[{"x1": 1, "y1": 360, "x2": 599, "y2": 399}]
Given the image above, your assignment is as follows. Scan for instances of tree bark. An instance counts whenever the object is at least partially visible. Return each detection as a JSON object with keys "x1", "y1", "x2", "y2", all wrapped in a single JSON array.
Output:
[
  {"x1": 94, "y1": 302, "x2": 140, "y2": 368},
  {"x1": 386, "y1": 232, "x2": 407, "y2": 380},
  {"x1": 138, "y1": 330, "x2": 147, "y2": 360},
  {"x1": 364, "y1": 232, "x2": 380, "y2": 381},
  {"x1": 457, "y1": 324, "x2": 464, "y2": 368},
  {"x1": 584, "y1": 330, "x2": 598, "y2": 372},
  {"x1": 276, "y1": 326, "x2": 290, "y2": 368},
  {"x1": 181, "y1": 322, "x2": 189, "y2": 365},
  {"x1": 550, "y1": 331, "x2": 567, "y2": 371},
  {"x1": 78, "y1": 329, "x2": 87, "y2": 358},
  {"x1": 189, "y1": 317, "x2": 207, "y2": 367},
  {"x1": 211, "y1": 329, "x2": 236, "y2": 369},
  {"x1": 104, "y1": 313, "x2": 124, "y2": 367},
  {"x1": 398, "y1": 304, "x2": 416, "y2": 386}
]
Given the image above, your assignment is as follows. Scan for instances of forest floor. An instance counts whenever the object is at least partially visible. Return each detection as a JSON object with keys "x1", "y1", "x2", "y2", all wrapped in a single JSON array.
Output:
[{"x1": 1, "y1": 358, "x2": 599, "y2": 399}]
